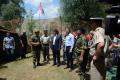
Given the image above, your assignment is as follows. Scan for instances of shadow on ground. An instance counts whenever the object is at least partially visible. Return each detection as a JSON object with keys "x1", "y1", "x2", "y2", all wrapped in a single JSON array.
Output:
[
  {"x1": 0, "y1": 78, "x2": 7, "y2": 80},
  {"x1": 0, "y1": 65, "x2": 8, "y2": 69}
]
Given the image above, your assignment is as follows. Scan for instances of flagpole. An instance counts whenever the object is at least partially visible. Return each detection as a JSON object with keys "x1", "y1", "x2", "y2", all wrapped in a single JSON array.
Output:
[
  {"x1": 39, "y1": 10, "x2": 41, "y2": 34},
  {"x1": 39, "y1": 1, "x2": 45, "y2": 34}
]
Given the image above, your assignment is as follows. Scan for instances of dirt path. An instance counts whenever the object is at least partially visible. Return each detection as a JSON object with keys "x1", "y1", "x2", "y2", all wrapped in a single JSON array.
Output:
[{"x1": 0, "y1": 53, "x2": 79, "y2": 80}]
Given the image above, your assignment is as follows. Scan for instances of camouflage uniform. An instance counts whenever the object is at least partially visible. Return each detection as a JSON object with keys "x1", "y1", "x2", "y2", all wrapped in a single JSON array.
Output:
[
  {"x1": 31, "y1": 35, "x2": 41, "y2": 68},
  {"x1": 74, "y1": 34, "x2": 88, "y2": 79}
]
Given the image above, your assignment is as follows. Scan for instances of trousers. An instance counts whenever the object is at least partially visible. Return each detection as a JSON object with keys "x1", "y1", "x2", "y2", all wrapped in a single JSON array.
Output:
[
  {"x1": 66, "y1": 46, "x2": 73, "y2": 69},
  {"x1": 90, "y1": 56, "x2": 106, "y2": 80},
  {"x1": 32, "y1": 50, "x2": 40, "y2": 65}
]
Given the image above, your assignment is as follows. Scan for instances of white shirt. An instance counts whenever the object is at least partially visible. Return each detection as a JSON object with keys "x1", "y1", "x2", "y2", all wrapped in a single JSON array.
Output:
[
  {"x1": 65, "y1": 33, "x2": 74, "y2": 48},
  {"x1": 41, "y1": 35, "x2": 50, "y2": 44},
  {"x1": 95, "y1": 27, "x2": 105, "y2": 39},
  {"x1": 94, "y1": 27, "x2": 105, "y2": 45},
  {"x1": 3, "y1": 36, "x2": 14, "y2": 49},
  {"x1": 53, "y1": 35, "x2": 57, "y2": 45},
  {"x1": 89, "y1": 28, "x2": 105, "y2": 56}
]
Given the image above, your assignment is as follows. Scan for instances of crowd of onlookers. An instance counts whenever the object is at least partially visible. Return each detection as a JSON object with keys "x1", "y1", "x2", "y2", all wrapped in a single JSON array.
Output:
[{"x1": 2, "y1": 18, "x2": 120, "y2": 80}]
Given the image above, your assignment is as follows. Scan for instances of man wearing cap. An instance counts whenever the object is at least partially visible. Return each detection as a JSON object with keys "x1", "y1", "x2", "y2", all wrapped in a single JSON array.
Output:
[
  {"x1": 30, "y1": 30, "x2": 41, "y2": 68},
  {"x1": 90, "y1": 17, "x2": 106, "y2": 80}
]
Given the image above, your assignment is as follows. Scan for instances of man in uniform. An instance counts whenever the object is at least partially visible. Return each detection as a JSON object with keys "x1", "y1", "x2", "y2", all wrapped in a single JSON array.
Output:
[
  {"x1": 90, "y1": 17, "x2": 106, "y2": 80},
  {"x1": 74, "y1": 28, "x2": 88, "y2": 79},
  {"x1": 30, "y1": 30, "x2": 41, "y2": 68}
]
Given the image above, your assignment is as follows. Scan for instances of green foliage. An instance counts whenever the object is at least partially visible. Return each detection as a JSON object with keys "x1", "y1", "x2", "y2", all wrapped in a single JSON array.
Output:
[
  {"x1": 0, "y1": 0, "x2": 9, "y2": 17},
  {"x1": 1, "y1": 0, "x2": 25, "y2": 20},
  {"x1": 60, "y1": 0, "x2": 106, "y2": 29},
  {"x1": 0, "y1": 0, "x2": 25, "y2": 29},
  {"x1": 26, "y1": 10, "x2": 35, "y2": 35},
  {"x1": 27, "y1": 21, "x2": 35, "y2": 34}
]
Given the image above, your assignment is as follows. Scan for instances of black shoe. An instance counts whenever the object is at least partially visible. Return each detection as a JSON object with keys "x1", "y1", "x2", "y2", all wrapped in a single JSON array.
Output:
[
  {"x1": 64, "y1": 66, "x2": 69, "y2": 69},
  {"x1": 52, "y1": 64, "x2": 56, "y2": 66},
  {"x1": 76, "y1": 70, "x2": 80, "y2": 73},
  {"x1": 37, "y1": 63, "x2": 41, "y2": 66},
  {"x1": 57, "y1": 64, "x2": 60, "y2": 67}
]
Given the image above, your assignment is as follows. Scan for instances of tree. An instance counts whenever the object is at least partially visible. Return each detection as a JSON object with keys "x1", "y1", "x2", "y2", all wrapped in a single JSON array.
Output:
[
  {"x1": 26, "y1": 10, "x2": 35, "y2": 35},
  {"x1": 60, "y1": 0, "x2": 106, "y2": 29},
  {"x1": 0, "y1": 0, "x2": 9, "y2": 18},
  {"x1": 0, "y1": 0, "x2": 25, "y2": 29}
]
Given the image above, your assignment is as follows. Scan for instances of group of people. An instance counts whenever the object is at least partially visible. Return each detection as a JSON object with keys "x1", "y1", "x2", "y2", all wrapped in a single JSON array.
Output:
[
  {"x1": 3, "y1": 17, "x2": 120, "y2": 80},
  {"x1": 29, "y1": 17, "x2": 106, "y2": 80}
]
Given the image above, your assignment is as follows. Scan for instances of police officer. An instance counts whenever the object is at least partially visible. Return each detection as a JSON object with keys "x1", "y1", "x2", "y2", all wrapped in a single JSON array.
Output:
[
  {"x1": 74, "y1": 28, "x2": 88, "y2": 79},
  {"x1": 90, "y1": 17, "x2": 106, "y2": 80},
  {"x1": 30, "y1": 30, "x2": 41, "y2": 68}
]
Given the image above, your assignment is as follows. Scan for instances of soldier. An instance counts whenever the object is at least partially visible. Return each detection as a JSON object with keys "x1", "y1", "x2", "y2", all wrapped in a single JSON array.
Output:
[
  {"x1": 74, "y1": 28, "x2": 88, "y2": 79},
  {"x1": 90, "y1": 17, "x2": 106, "y2": 80},
  {"x1": 30, "y1": 30, "x2": 41, "y2": 68}
]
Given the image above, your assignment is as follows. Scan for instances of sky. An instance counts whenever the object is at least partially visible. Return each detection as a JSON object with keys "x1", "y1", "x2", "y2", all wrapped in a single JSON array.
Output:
[{"x1": 24, "y1": 0, "x2": 60, "y2": 19}]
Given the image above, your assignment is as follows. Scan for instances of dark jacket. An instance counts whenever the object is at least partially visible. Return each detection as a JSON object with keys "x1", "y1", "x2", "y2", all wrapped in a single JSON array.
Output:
[{"x1": 51, "y1": 35, "x2": 62, "y2": 50}]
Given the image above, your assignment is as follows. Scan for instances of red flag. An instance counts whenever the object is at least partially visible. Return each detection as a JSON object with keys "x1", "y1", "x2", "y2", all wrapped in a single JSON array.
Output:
[{"x1": 40, "y1": 2, "x2": 44, "y2": 15}]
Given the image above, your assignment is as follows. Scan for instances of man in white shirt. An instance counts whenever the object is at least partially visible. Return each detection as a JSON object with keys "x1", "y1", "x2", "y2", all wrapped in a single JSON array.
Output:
[
  {"x1": 64, "y1": 28, "x2": 75, "y2": 71},
  {"x1": 41, "y1": 30, "x2": 50, "y2": 63},
  {"x1": 3, "y1": 32, "x2": 15, "y2": 60},
  {"x1": 51, "y1": 29, "x2": 62, "y2": 67},
  {"x1": 90, "y1": 18, "x2": 106, "y2": 80}
]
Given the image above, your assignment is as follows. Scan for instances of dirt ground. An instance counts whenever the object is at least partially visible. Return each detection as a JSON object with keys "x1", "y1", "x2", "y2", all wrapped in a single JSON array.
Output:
[{"x1": 0, "y1": 53, "x2": 79, "y2": 80}]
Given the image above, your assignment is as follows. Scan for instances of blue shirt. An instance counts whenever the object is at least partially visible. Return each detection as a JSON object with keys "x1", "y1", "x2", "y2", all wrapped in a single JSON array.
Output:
[
  {"x1": 3, "y1": 36, "x2": 14, "y2": 49},
  {"x1": 65, "y1": 33, "x2": 74, "y2": 49}
]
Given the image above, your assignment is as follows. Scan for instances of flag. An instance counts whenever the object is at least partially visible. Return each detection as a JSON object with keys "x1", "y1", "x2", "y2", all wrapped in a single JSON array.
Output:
[{"x1": 40, "y1": 2, "x2": 45, "y2": 15}]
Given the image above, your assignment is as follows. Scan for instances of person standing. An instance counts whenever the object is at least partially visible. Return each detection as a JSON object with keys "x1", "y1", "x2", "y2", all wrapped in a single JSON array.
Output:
[
  {"x1": 110, "y1": 34, "x2": 120, "y2": 80},
  {"x1": 41, "y1": 30, "x2": 50, "y2": 63},
  {"x1": 20, "y1": 32, "x2": 28, "y2": 58},
  {"x1": 86, "y1": 31, "x2": 95, "y2": 69},
  {"x1": 90, "y1": 18, "x2": 106, "y2": 80},
  {"x1": 51, "y1": 29, "x2": 62, "y2": 67},
  {"x1": 62, "y1": 31, "x2": 67, "y2": 64},
  {"x1": 74, "y1": 28, "x2": 88, "y2": 78},
  {"x1": 64, "y1": 28, "x2": 75, "y2": 71},
  {"x1": 30, "y1": 30, "x2": 41, "y2": 68},
  {"x1": 3, "y1": 32, "x2": 15, "y2": 61}
]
